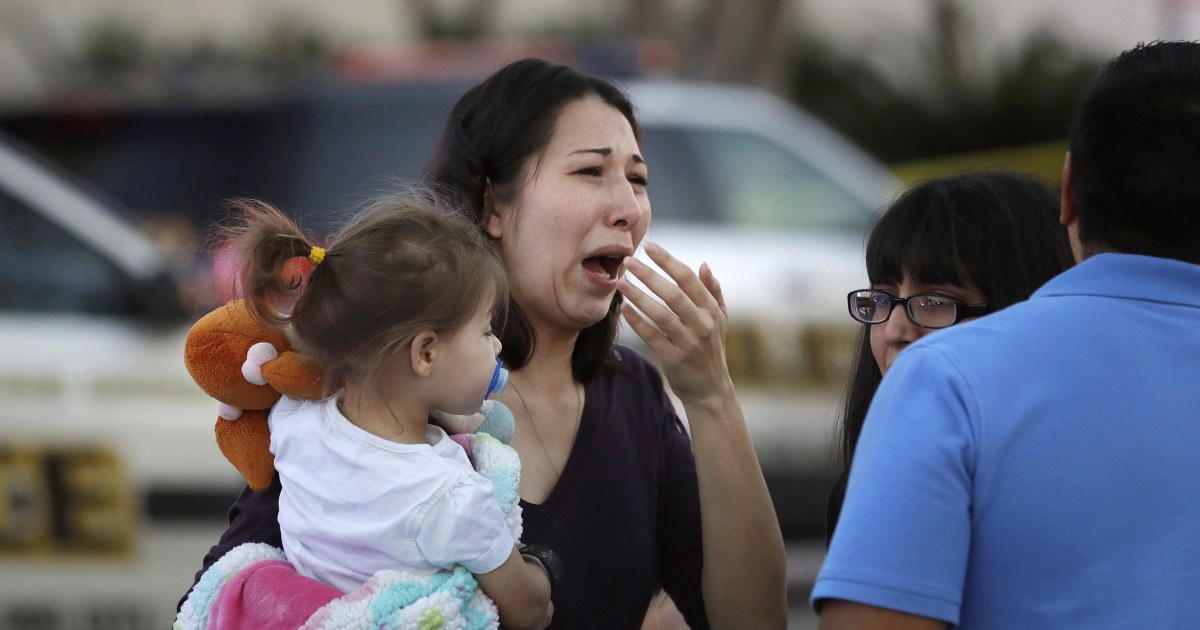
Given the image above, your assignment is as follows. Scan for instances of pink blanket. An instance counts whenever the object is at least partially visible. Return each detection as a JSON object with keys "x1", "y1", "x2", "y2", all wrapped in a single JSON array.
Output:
[{"x1": 208, "y1": 559, "x2": 342, "y2": 629}]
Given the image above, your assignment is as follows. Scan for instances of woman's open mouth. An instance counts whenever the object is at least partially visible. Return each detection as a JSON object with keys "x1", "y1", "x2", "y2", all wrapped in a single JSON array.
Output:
[{"x1": 582, "y1": 255, "x2": 623, "y2": 286}]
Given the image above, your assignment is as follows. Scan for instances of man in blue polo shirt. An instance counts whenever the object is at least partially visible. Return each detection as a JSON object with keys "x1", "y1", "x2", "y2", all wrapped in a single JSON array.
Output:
[{"x1": 812, "y1": 41, "x2": 1200, "y2": 629}]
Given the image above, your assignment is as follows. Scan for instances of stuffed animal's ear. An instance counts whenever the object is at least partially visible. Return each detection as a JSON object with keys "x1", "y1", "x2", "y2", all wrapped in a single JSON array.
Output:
[{"x1": 264, "y1": 352, "x2": 325, "y2": 400}]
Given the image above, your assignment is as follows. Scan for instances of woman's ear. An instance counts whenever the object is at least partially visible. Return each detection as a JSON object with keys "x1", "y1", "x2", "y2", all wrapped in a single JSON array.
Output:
[
  {"x1": 483, "y1": 180, "x2": 505, "y2": 239},
  {"x1": 410, "y1": 331, "x2": 439, "y2": 377}
]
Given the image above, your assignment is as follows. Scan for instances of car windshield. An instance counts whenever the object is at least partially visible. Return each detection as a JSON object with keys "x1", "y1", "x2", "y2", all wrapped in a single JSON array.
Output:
[
  {"x1": 0, "y1": 186, "x2": 134, "y2": 314},
  {"x1": 639, "y1": 126, "x2": 874, "y2": 232}
]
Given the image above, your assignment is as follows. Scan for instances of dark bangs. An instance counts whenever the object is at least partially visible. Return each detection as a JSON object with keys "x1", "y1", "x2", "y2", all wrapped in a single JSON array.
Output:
[
  {"x1": 865, "y1": 172, "x2": 1073, "y2": 310},
  {"x1": 866, "y1": 183, "x2": 974, "y2": 289}
]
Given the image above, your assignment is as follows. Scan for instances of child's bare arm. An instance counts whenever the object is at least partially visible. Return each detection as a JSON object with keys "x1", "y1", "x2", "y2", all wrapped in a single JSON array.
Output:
[{"x1": 475, "y1": 546, "x2": 553, "y2": 630}]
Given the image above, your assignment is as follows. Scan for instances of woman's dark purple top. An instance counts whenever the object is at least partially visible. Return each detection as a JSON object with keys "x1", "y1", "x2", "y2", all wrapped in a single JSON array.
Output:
[{"x1": 183, "y1": 346, "x2": 709, "y2": 629}]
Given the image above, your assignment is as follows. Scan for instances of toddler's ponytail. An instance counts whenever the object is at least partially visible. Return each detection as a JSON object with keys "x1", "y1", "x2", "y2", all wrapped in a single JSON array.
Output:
[{"x1": 218, "y1": 198, "x2": 320, "y2": 332}]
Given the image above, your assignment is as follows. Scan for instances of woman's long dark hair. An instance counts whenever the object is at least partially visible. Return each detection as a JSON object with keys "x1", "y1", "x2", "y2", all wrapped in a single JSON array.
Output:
[
  {"x1": 827, "y1": 171, "x2": 1075, "y2": 541},
  {"x1": 425, "y1": 58, "x2": 639, "y2": 382}
]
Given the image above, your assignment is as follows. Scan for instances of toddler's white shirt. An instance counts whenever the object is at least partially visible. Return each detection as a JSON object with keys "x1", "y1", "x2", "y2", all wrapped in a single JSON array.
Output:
[{"x1": 268, "y1": 395, "x2": 514, "y2": 593}]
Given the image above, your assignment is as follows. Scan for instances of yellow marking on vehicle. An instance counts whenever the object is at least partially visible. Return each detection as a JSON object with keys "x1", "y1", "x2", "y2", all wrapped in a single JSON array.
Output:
[
  {"x1": 801, "y1": 323, "x2": 859, "y2": 387},
  {"x1": 0, "y1": 445, "x2": 134, "y2": 557},
  {"x1": 725, "y1": 323, "x2": 769, "y2": 384},
  {"x1": 724, "y1": 321, "x2": 858, "y2": 389}
]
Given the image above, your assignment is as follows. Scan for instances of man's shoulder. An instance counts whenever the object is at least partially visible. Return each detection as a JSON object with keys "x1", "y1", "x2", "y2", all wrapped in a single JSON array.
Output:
[
  {"x1": 923, "y1": 253, "x2": 1200, "y2": 357},
  {"x1": 917, "y1": 297, "x2": 1060, "y2": 353},
  {"x1": 1038, "y1": 253, "x2": 1200, "y2": 305},
  {"x1": 888, "y1": 297, "x2": 1071, "y2": 399}
]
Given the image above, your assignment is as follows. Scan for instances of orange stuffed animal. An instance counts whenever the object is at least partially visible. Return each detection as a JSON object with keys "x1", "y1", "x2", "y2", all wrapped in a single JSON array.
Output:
[{"x1": 184, "y1": 298, "x2": 325, "y2": 491}]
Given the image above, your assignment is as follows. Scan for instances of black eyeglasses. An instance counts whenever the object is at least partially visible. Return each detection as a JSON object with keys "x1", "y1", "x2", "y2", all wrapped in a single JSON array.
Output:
[{"x1": 847, "y1": 289, "x2": 991, "y2": 329}]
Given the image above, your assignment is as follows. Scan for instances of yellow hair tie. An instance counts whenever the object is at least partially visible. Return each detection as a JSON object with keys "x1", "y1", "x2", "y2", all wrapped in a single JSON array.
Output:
[{"x1": 308, "y1": 246, "x2": 326, "y2": 266}]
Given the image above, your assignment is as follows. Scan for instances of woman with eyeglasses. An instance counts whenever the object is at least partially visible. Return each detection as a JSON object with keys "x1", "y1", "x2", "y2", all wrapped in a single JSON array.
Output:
[{"x1": 825, "y1": 171, "x2": 1075, "y2": 542}]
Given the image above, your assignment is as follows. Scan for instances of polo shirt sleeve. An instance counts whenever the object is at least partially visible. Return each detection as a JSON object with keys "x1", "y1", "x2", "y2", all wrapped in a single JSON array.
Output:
[
  {"x1": 415, "y1": 474, "x2": 515, "y2": 575},
  {"x1": 811, "y1": 345, "x2": 977, "y2": 625}
]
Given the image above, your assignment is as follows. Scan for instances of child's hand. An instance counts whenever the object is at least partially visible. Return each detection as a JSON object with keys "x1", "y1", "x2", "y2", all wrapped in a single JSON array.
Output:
[{"x1": 476, "y1": 546, "x2": 553, "y2": 629}]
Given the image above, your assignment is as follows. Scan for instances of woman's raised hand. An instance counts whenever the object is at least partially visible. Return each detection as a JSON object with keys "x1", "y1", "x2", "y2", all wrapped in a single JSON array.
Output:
[
  {"x1": 618, "y1": 242, "x2": 733, "y2": 404},
  {"x1": 621, "y1": 242, "x2": 788, "y2": 628}
]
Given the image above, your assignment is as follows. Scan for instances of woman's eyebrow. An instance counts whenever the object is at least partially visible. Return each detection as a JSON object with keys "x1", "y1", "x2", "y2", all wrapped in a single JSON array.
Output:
[{"x1": 568, "y1": 147, "x2": 646, "y2": 164}]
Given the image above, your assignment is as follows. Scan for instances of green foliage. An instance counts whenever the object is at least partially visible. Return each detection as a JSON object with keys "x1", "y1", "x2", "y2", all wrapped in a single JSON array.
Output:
[
  {"x1": 69, "y1": 17, "x2": 333, "y2": 101},
  {"x1": 788, "y1": 7, "x2": 1103, "y2": 163},
  {"x1": 81, "y1": 19, "x2": 149, "y2": 81}
]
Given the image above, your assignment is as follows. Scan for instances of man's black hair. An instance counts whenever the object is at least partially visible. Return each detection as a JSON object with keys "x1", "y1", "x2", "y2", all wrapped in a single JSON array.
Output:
[{"x1": 1069, "y1": 41, "x2": 1200, "y2": 263}]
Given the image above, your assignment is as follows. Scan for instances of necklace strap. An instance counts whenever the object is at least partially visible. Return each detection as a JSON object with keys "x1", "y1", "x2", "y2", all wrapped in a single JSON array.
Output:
[{"x1": 510, "y1": 379, "x2": 582, "y2": 479}]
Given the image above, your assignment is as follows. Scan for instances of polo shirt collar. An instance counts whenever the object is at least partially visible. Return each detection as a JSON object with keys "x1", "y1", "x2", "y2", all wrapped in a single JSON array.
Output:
[{"x1": 1035, "y1": 252, "x2": 1200, "y2": 308}]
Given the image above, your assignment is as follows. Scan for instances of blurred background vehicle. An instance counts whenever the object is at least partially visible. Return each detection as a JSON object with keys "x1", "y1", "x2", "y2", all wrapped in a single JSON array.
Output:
[
  {"x1": 0, "y1": 75, "x2": 896, "y2": 538},
  {"x1": 0, "y1": 133, "x2": 243, "y2": 629}
]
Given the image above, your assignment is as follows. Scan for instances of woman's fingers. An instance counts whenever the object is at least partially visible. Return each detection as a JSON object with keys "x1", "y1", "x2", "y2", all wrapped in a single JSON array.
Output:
[
  {"x1": 621, "y1": 244, "x2": 719, "y2": 331},
  {"x1": 618, "y1": 269, "x2": 687, "y2": 344},
  {"x1": 619, "y1": 258, "x2": 710, "y2": 348},
  {"x1": 699, "y1": 261, "x2": 728, "y2": 315},
  {"x1": 621, "y1": 243, "x2": 726, "y2": 337},
  {"x1": 641, "y1": 243, "x2": 721, "y2": 314},
  {"x1": 620, "y1": 302, "x2": 668, "y2": 348},
  {"x1": 619, "y1": 247, "x2": 732, "y2": 402},
  {"x1": 618, "y1": 243, "x2": 729, "y2": 374},
  {"x1": 623, "y1": 257, "x2": 697, "y2": 331}
]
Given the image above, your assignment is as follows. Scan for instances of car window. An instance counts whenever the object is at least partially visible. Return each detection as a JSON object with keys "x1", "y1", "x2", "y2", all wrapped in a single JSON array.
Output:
[
  {"x1": 0, "y1": 188, "x2": 132, "y2": 314},
  {"x1": 638, "y1": 127, "x2": 720, "y2": 223},
  {"x1": 641, "y1": 126, "x2": 873, "y2": 232}
]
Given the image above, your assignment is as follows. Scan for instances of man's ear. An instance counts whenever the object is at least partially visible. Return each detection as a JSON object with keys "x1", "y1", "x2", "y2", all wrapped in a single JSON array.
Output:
[
  {"x1": 1060, "y1": 152, "x2": 1086, "y2": 263},
  {"x1": 410, "y1": 331, "x2": 439, "y2": 378},
  {"x1": 483, "y1": 180, "x2": 505, "y2": 239},
  {"x1": 1060, "y1": 152, "x2": 1076, "y2": 227}
]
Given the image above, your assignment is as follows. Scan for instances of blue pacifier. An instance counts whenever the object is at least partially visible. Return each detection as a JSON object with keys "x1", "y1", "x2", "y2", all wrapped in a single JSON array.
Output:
[{"x1": 485, "y1": 356, "x2": 509, "y2": 399}]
